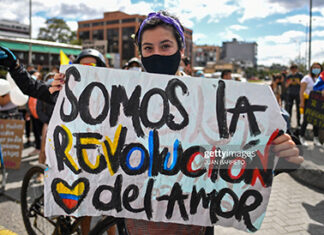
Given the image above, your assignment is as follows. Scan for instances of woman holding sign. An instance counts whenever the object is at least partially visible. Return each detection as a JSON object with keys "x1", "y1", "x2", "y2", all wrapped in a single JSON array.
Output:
[
  {"x1": 299, "y1": 62, "x2": 323, "y2": 147},
  {"x1": 0, "y1": 11, "x2": 304, "y2": 235}
]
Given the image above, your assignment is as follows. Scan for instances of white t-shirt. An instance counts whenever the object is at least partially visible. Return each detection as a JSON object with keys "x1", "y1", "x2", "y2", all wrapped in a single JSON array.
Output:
[{"x1": 301, "y1": 75, "x2": 316, "y2": 95}]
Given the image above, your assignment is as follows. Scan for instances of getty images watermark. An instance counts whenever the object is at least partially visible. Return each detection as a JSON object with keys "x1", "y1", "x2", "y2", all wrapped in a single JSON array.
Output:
[{"x1": 203, "y1": 148, "x2": 256, "y2": 166}]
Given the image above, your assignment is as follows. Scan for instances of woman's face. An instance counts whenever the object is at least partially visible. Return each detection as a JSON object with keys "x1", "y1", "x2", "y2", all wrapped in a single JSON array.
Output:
[
  {"x1": 141, "y1": 26, "x2": 181, "y2": 58},
  {"x1": 312, "y1": 64, "x2": 321, "y2": 70}
]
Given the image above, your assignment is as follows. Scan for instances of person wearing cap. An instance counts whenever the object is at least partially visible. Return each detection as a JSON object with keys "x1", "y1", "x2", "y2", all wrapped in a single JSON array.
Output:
[
  {"x1": 0, "y1": 78, "x2": 19, "y2": 114},
  {"x1": 126, "y1": 57, "x2": 143, "y2": 71}
]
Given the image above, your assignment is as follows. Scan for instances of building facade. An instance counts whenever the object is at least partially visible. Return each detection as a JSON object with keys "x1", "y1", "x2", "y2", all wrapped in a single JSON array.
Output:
[
  {"x1": 0, "y1": 20, "x2": 29, "y2": 39},
  {"x1": 77, "y1": 11, "x2": 193, "y2": 67},
  {"x1": 221, "y1": 38, "x2": 257, "y2": 68},
  {"x1": 193, "y1": 45, "x2": 221, "y2": 67}
]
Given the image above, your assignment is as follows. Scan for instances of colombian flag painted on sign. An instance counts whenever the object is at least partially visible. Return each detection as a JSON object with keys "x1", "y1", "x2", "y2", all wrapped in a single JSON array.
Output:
[
  {"x1": 60, "y1": 50, "x2": 72, "y2": 65},
  {"x1": 56, "y1": 181, "x2": 85, "y2": 209}
]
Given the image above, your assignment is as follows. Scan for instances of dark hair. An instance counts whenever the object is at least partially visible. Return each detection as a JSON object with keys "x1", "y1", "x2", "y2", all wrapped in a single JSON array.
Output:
[
  {"x1": 182, "y1": 57, "x2": 190, "y2": 66},
  {"x1": 221, "y1": 70, "x2": 231, "y2": 78},
  {"x1": 310, "y1": 62, "x2": 323, "y2": 77},
  {"x1": 135, "y1": 11, "x2": 185, "y2": 55},
  {"x1": 290, "y1": 64, "x2": 298, "y2": 70},
  {"x1": 310, "y1": 62, "x2": 322, "y2": 71}
]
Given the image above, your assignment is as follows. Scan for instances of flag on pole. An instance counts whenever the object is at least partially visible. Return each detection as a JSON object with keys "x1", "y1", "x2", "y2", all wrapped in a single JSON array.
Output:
[
  {"x1": 314, "y1": 71, "x2": 324, "y2": 91},
  {"x1": 60, "y1": 50, "x2": 72, "y2": 65}
]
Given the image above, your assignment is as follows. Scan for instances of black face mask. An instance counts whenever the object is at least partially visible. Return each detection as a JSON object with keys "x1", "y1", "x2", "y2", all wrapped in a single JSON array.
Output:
[{"x1": 141, "y1": 50, "x2": 181, "y2": 75}]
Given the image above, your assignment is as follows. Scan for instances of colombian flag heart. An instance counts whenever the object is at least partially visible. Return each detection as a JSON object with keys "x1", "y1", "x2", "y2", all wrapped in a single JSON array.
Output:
[{"x1": 52, "y1": 178, "x2": 89, "y2": 214}]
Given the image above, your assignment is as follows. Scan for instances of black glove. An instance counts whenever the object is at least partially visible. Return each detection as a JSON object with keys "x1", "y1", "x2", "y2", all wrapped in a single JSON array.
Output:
[{"x1": 0, "y1": 46, "x2": 18, "y2": 70}]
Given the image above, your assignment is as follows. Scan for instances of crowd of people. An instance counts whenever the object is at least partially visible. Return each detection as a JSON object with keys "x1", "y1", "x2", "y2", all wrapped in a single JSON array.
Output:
[
  {"x1": 270, "y1": 63, "x2": 324, "y2": 147},
  {"x1": 0, "y1": 9, "x2": 315, "y2": 235}
]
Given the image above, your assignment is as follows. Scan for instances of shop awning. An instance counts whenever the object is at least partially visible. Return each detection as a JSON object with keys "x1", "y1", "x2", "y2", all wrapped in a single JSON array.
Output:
[{"x1": 0, "y1": 41, "x2": 81, "y2": 55}]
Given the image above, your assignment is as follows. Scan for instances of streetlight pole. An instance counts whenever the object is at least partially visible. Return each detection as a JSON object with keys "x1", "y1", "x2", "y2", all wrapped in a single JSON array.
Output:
[
  {"x1": 28, "y1": 0, "x2": 32, "y2": 66},
  {"x1": 308, "y1": 0, "x2": 312, "y2": 71}
]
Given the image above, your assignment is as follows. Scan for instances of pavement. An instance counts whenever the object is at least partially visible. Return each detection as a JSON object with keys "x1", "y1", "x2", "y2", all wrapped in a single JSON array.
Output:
[{"x1": 287, "y1": 106, "x2": 324, "y2": 191}]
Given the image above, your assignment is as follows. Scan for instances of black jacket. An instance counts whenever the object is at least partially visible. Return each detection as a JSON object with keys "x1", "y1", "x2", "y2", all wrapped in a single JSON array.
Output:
[{"x1": 9, "y1": 65, "x2": 54, "y2": 104}]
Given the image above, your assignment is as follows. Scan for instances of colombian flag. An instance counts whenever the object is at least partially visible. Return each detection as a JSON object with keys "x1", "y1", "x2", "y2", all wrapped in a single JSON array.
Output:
[
  {"x1": 56, "y1": 181, "x2": 85, "y2": 209},
  {"x1": 60, "y1": 50, "x2": 72, "y2": 65},
  {"x1": 314, "y1": 71, "x2": 324, "y2": 91}
]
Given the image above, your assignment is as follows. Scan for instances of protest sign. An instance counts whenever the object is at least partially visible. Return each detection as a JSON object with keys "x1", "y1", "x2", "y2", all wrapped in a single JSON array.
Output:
[
  {"x1": 0, "y1": 119, "x2": 25, "y2": 169},
  {"x1": 304, "y1": 91, "x2": 324, "y2": 129},
  {"x1": 45, "y1": 65, "x2": 286, "y2": 232}
]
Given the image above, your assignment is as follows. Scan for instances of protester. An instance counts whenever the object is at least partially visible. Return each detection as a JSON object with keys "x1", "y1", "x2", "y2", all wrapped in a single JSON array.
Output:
[
  {"x1": 270, "y1": 73, "x2": 284, "y2": 106},
  {"x1": 126, "y1": 57, "x2": 143, "y2": 71},
  {"x1": 0, "y1": 15, "x2": 303, "y2": 234},
  {"x1": 36, "y1": 72, "x2": 55, "y2": 164},
  {"x1": 179, "y1": 56, "x2": 192, "y2": 76},
  {"x1": 299, "y1": 63, "x2": 322, "y2": 146},
  {"x1": 221, "y1": 69, "x2": 232, "y2": 80},
  {"x1": 285, "y1": 64, "x2": 303, "y2": 127},
  {"x1": 28, "y1": 70, "x2": 44, "y2": 156},
  {"x1": 0, "y1": 78, "x2": 19, "y2": 114}
]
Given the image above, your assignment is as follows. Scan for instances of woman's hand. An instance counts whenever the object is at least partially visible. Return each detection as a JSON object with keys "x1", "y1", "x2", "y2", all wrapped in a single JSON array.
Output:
[
  {"x1": 272, "y1": 134, "x2": 304, "y2": 165},
  {"x1": 49, "y1": 73, "x2": 65, "y2": 94}
]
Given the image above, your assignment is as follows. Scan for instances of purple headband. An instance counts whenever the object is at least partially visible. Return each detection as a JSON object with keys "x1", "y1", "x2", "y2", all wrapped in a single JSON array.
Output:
[{"x1": 137, "y1": 12, "x2": 186, "y2": 49}]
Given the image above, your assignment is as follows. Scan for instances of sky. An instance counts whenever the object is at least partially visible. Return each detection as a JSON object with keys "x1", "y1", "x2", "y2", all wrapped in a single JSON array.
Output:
[{"x1": 1, "y1": 0, "x2": 324, "y2": 67}]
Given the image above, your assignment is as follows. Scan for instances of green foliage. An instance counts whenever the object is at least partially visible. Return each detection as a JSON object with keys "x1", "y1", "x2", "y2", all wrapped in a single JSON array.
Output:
[{"x1": 37, "y1": 17, "x2": 76, "y2": 43}]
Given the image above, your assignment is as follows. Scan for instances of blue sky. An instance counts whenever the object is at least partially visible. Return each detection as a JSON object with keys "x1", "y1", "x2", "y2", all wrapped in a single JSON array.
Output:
[{"x1": 1, "y1": 0, "x2": 324, "y2": 66}]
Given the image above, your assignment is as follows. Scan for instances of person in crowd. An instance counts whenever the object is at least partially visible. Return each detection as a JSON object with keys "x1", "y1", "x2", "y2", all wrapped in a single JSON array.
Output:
[
  {"x1": 299, "y1": 63, "x2": 323, "y2": 147},
  {"x1": 195, "y1": 70, "x2": 205, "y2": 77},
  {"x1": 0, "y1": 78, "x2": 19, "y2": 114},
  {"x1": 28, "y1": 70, "x2": 44, "y2": 156},
  {"x1": 126, "y1": 57, "x2": 143, "y2": 71},
  {"x1": 285, "y1": 64, "x2": 303, "y2": 127},
  {"x1": 0, "y1": 12, "x2": 304, "y2": 234},
  {"x1": 270, "y1": 73, "x2": 284, "y2": 106},
  {"x1": 179, "y1": 56, "x2": 192, "y2": 76},
  {"x1": 36, "y1": 72, "x2": 55, "y2": 164},
  {"x1": 221, "y1": 69, "x2": 232, "y2": 80}
]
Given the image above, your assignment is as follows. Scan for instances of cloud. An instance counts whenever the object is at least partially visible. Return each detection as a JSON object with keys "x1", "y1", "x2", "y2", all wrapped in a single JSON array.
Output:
[
  {"x1": 219, "y1": 29, "x2": 243, "y2": 42},
  {"x1": 257, "y1": 30, "x2": 308, "y2": 65},
  {"x1": 163, "y1": 0, "x2": 240, "y2": 28},
  {"x1": 229, "y1": 25, "x2": 248, "y2": 31},
  {"x1": 238, "y1": 0, "x2": 290, "y2": 22},
  {"x1": 193, "y1": 33, "x2": 207, "y2": 43},
  {"x1": 277, "y1": 14, "x2": 324, "y2": 28}
]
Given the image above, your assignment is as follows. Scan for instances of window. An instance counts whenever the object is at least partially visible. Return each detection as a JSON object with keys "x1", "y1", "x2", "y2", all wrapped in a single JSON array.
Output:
[
  {"x1": 122, "y1": 27, "x2": 135, "y2": 60},
  {"x1": 93, "y1": 22, "x2": 104, "y2": 27},
  {"x1": 122, "y1": 18, "x2": 135, "y2": 23},
  {"x1": 80, "y1": 23, "x2": 90, "y2": 28},
  {"x1": 79, "y1": 31, "x2": 90, "y2": 40},
  {"x1": 93, "y1": 30, "x2": 104, "y2": 40},
  {"x1": 107, "y1": 28, "x2": 119, "y2": 53},
  {"x1": 106, "y1": 20, "x2": 119, "y2": 25}
]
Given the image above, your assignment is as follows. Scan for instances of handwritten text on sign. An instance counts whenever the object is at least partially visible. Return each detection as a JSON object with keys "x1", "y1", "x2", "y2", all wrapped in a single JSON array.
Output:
[
  {"x1": 45, "y1": 65, "x2": 286, "y2": 232},
  {"x1": 0, "y1": 119, "x2": 24, "y2": 169}
]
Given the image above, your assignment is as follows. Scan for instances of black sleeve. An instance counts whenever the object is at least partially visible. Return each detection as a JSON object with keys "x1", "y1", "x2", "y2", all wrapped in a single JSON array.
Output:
[{"x1": 9, "y1": 65, "x2": 54, "y2": 104}]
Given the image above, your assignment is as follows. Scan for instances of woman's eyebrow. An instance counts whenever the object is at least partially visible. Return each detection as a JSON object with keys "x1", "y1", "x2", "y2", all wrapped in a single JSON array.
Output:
[
  {"x1": 160, "y1": 40, "x2": 173, "y2": 44},
  {"x1": 142, "y1": 42, "x2": 153, "y2": 46}
]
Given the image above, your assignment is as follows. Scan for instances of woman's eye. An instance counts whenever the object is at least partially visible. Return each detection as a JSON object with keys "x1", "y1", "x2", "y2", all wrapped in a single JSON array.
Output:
[
  {"x1": 143, "y1": 46, "x2": 152, "y2": 51},
  {"x1": 162, "y1": 44, "x2": 171, "y2": 49}
]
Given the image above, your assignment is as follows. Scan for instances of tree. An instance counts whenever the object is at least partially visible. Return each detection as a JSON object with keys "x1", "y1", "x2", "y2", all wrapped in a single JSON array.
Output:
[{"x1": 37, "y1": 18, "x2": 76, "y2": 43}]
